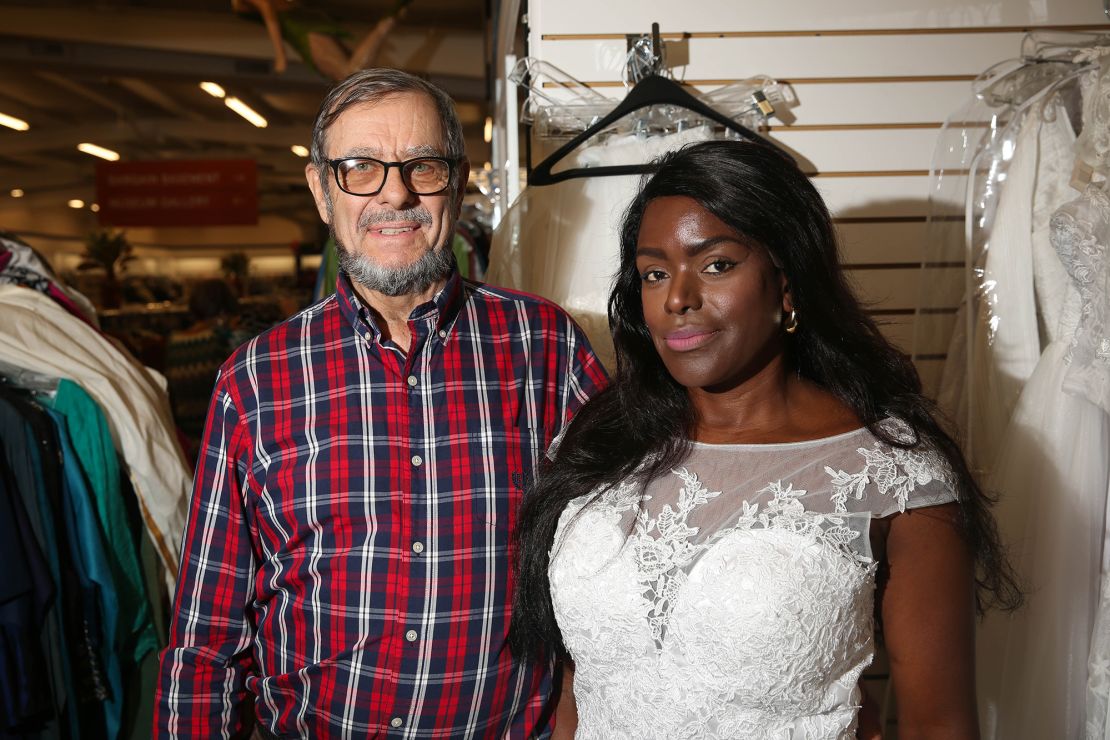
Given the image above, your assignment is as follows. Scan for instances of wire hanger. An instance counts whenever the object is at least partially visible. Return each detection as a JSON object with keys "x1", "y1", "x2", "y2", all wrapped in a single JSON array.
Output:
[{"x1": 527, "y1": 23, "x2": 788, "y2": 186}]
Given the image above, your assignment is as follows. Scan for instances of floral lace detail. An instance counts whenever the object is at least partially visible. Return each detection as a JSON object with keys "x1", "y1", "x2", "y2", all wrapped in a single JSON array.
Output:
[
  {"x1": 632, "y1": 468, "x2": 722, "y2": 647},
  {"x1": 824, "y1": 443, "x2": 949, "y2": 514},
  {"x1": 730, "y1": 480, "x2": 864, "y2": 561},
  {"x1": 550, "y1": 465, "x2": 878, "y2": 739},
  {"x1": 1049, "y1": 186, "x2": 1110, "y2": 414}
]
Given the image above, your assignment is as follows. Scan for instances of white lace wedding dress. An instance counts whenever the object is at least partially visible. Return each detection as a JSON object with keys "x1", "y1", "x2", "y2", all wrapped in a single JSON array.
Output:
[
  {"x1": 972, "y1": 55, "x2": 1110, "y2": 740},
  {"x1": 549, "y1": 423, "x2": 956, "y2": 739}
]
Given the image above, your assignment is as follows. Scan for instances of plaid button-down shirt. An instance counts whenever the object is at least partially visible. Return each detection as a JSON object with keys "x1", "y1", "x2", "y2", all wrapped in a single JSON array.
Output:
[{"x1": 155, "y1": 270, "x2": 606, "y2": 739}]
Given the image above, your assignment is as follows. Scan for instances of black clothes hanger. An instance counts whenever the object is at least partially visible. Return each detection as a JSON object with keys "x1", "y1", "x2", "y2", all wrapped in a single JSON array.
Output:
[{"x1": 527, "y1": 73, "x2": 788, "y2": 186}]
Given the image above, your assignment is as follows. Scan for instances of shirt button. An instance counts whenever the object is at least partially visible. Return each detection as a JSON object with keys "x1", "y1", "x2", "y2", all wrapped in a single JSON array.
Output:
[
  {"x1": 406, "y1": 375, "x2": 418, "y2": 387},
  {"x1": 411, "y1": 455, "x2": 423, "y2": 467},
  {"x1": 412, "y1": 541, "x2": 425, "y2": 554},
  {"x1": 390, "y1": 717, "x2": 403, "y2": 728},
  {"x1": 405, "y1": 629, "x2": 419, "y2": 642},
  {"x1": 438, "y1": 329, "x2": 447, "y2": 339}
]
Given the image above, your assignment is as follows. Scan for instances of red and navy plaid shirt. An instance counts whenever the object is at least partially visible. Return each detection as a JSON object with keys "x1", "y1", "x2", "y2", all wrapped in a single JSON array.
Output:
[{"x1": 155, "y1": 270, "x2": 606, "y2": 738}]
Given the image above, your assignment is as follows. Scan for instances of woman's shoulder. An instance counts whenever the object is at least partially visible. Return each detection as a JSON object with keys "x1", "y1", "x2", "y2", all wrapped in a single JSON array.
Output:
[{"x1": 816, "y1": 419, "x2": 958, "y2": 517}]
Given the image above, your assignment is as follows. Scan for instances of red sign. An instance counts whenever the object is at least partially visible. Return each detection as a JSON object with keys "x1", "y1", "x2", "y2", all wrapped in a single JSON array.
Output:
[{"x1": 95, "y1": 159, "x2": 258, "y2": 227}]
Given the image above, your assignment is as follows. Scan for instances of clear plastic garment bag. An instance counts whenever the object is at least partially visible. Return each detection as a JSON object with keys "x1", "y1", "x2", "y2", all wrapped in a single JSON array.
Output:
[{"x1": 915, "y1": 33, "x2": 1110, "y2": 740}]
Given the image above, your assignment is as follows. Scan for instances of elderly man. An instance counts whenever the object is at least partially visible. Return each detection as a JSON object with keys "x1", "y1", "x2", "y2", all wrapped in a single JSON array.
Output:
[{"x1": 155, "y1": 68, "x2": 606, "y2": 738}]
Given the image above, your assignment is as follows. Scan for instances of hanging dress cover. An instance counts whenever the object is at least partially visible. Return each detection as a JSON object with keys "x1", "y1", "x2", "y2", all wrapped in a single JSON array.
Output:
[
  {"x1": 976, "y1": 58, "x2": 1110, "y2": 739},
  {"x1": 919, "y1": 87, "x2": 1047, "y2": 476}
]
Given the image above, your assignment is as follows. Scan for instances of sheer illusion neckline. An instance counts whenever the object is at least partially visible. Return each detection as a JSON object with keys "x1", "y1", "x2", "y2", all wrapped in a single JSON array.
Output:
[{"x1": 689, "y1": 426, "x2": 868, "y2": 450}]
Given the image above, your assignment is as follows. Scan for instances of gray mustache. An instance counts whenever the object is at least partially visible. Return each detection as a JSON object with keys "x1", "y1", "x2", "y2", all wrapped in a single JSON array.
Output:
[{"x1": 359, "y1": 208, "x2": 434, "y2": 229}]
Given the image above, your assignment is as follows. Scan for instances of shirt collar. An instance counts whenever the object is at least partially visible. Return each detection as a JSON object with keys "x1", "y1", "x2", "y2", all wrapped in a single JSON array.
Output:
[{"x1": 336, "y1": 268, "x2": 466, "y2": 340}]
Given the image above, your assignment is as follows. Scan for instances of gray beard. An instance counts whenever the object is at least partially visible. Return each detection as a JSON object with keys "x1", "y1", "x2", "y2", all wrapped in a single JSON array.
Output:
[
  {"x1": 325, "y1": 189, "x2": 456, "y2": 297},
  {"x1": 334, "y1": 234, "x2": 455, "y2": 297}
]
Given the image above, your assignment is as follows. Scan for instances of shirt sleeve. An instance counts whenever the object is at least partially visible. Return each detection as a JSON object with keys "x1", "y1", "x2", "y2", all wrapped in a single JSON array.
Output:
[
  {"x1": 154, "y1": 368, "x2": 257, "y2": 739},
  {"x1": 559, "y1": 315, "x2": 609, "y2": 428}
]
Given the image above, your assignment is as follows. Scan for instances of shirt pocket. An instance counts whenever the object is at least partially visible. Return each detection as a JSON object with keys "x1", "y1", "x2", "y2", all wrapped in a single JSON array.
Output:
[{"x1": 475, "y1": 423, "x2": 546, "y2": 539}]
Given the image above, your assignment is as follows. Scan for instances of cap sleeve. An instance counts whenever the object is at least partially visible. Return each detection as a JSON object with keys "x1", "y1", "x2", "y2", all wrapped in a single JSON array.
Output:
[{"x1": 822, "y1": 438, "x2": 958, "y2": 519}]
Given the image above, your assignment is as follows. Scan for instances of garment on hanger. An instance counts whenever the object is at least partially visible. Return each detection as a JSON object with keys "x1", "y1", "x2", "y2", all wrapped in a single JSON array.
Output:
[
  {"x1": 973, "y1": 92, "x2": 1096, "y2": 739},
  {"x1": 45, "y1": 379, "x2": 158, "y2": 666},
  {"x1": 0, "y1": 285, "x2": 189, "y2": 588},
  {"x1": 46, "y1": 405, "x2": 125, "y2": 739},
  {"x1": 488, "y1": 126, "x2": 719, "y2": 369},
  {"x1": 965, "y1": 57, "x2": 1110, "y2": 738},
  {"x1": 0, "y1": 232, "x2": 99, "y2": 330},
  {"x1": 920, "y1": 58, "x2": 1088, "y2": 475}
]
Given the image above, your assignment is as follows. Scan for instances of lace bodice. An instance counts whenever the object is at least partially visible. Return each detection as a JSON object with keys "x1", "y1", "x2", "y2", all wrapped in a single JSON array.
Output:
[{"x1": 549, "y1": 423, "x2": 957, "y2": 739}]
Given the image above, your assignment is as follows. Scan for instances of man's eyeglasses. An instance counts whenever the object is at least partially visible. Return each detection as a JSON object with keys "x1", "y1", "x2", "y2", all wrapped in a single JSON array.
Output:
[{"x1": 326, "y1": 156, "x2": 457, "y2": 197}]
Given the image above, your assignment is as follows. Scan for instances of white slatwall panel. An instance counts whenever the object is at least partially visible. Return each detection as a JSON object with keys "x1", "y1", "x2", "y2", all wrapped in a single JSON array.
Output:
[
  {"x1": 528, "y1": 0, "x2": 1104, "y2": 35},
  {"x1": 520, "y1": 2, "x2": 1107, "y2": 386},
  {"x1": 532, "y1": 34, "x2": 1027, "y2": 81}
]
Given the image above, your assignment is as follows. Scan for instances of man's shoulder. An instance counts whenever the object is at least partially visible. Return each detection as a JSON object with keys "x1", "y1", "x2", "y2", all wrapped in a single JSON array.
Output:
[{"x1": 464, "y1": 279, "x2": 575, "y2": 324}]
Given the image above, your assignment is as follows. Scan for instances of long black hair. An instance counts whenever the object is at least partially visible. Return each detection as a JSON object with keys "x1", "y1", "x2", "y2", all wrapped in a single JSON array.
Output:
[{"x1": 509, "y1": 139, "x2": 1021, "y2": 662}]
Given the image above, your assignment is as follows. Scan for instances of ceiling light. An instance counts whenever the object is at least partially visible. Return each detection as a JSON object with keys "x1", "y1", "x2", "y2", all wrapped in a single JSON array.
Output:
[
  {"x1": 0, "y1": 112, "x2": 29, "y2": 131},
  {"x1": 77, "y1": 142, "x2": 121, "y2": 161},
  {"x1": 291, "y1": 145, "x2": 309, "y2": 157},
  {"x1": 68, "y1": 199, "x2": 85, "y2": 209},
  {"x1": 10, "y1": 188, "x2": 23, "y2": 198},
  {"x1": 200, "y1": 81, "x2": 226, "y2": 98},
  {"x1": 483, "y1": 116, "x2": 493, "y2": 144},
  {"x1": 224, "y1": 97, "x2": 267, "y2": 128},
  {"x1": 90, "y1": 203, "x2": 100, "y2": 212}
]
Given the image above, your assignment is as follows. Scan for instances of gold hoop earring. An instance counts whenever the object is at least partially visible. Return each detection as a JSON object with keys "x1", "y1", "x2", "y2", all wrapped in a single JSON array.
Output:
[{"x1": 784, "y1": 309, "x2": 798, "y2": 334}]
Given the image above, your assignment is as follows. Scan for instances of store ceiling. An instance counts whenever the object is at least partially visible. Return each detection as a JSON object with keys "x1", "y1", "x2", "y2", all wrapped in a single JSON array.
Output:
[{"x1": 0, "y1": 0, "x2": 490, "y2": 228}]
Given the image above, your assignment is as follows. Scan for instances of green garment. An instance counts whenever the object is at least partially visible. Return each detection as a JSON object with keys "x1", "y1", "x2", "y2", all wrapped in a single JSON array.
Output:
[{"x1": 44, "y1": 380, "x2": 158, "y2": 665}]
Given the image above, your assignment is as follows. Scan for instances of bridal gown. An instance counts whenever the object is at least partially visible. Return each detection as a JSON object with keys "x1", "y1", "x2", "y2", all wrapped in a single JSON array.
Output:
[
  {"x1": 549, "y1": 423, "x2": 956, "y2": 739},
  {"x1": 976, "y1": 66, "x2": 1110, "y2": 739}
]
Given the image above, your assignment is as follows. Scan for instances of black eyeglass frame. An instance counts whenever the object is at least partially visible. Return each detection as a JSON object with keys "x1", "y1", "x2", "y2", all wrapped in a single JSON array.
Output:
[{"x1": 325, "y1": 156, "x2": 460, "y2": 197}]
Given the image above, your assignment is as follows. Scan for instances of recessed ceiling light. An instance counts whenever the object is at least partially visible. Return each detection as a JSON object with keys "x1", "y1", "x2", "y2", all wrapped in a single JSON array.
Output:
[
  {"x1": 77, "y1": 142, "x2": 121, "y2": 161},
  {"x1": 0, "y1": 112, "x2": 29, "y2": 131},
  {"x1": 291, "y1": 145, "x2": 309, "y2": 157},
  {"x1": 68, "y1": 199, "x2": 85, "y2": 209},
  {"x1": 90, "y1": 203, "x2": 100, "y2": 212},
  {"x1": 10, "y1": 188, "x2": 24, "y2": 198},
  {"x1": 200, "y1": 81, "x2": 226, "y2": 98},
  {"x1": 224, "y1": 97, "x2": 267, "y2": 128}
]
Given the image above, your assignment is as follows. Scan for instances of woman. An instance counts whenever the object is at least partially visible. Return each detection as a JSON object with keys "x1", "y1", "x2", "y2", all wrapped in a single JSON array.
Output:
[{"x1": 509, "y1": 141, "x2": 1020, "y2": 739}]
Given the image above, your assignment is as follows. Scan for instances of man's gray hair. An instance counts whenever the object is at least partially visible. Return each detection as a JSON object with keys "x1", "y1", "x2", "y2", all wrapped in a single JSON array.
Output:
[{"x1": 310, "y1": 68, "x2": 466, "y2": 198}]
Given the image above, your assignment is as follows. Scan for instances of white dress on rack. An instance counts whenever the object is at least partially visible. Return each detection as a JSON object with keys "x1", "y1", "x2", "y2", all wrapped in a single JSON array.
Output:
[
  {"x1": 975, "y1": 78, "x2": 1110, "y2": 738},
  {"x1": 937, "y1": 103, "x2": 1066, "y2": 476},
  {"x1": 487, "y1": 127, "x2": 717, "y2": 370},
  {"x1": 549, "y1": 423, "x2": 956, "y2": 739}
]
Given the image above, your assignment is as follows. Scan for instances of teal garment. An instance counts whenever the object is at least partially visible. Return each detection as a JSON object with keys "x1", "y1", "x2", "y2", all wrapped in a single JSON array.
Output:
[
  {"x1": 45, "y1": 380, "x2": 158, "y2": 666},
  {"x1": 45, "y1": 408, "x2": 124, "y2": 740}
]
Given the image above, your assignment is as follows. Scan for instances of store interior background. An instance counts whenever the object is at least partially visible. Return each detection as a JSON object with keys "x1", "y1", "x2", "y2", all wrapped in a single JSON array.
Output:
[
  {"x1": 0, "y1": 0, "x2": 493, "y2": 340},
  {"x1": 3, "y1": 0, "x2": 1109, "y2": 736}
]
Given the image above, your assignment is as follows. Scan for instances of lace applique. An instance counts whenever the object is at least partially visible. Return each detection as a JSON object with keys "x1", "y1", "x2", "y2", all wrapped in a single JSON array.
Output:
[
  {"x1": 633, "y1": 468, "x2": 722, "y2": 647},
  {"x1": 1049, "y1": 187, "x2": 1110, "y2": 413},
  {"x1": 734, "y1": 480, "x2": 864, "y2": 562},
  {"x1": 824, "y1": 443, "x2": 948, "y2": 514},
  {"x1": 601, "y1": 468, "x2": 874, "y2": 650}
]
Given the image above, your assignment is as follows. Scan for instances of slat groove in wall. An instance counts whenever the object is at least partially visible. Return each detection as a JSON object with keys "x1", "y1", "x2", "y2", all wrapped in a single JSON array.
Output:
[{"x1": 540, "y1": 24, "x2": 1107, "y2": 40}]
